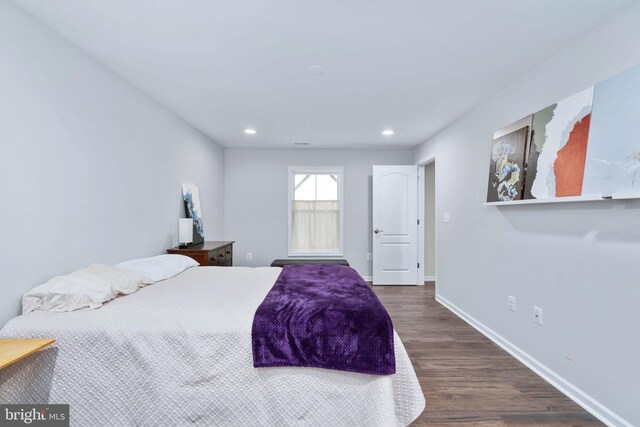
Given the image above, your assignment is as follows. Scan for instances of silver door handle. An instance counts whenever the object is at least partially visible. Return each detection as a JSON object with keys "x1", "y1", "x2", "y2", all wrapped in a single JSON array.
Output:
[{"x1": 374, "y1": 229, "x2": 383, "y2": 234}]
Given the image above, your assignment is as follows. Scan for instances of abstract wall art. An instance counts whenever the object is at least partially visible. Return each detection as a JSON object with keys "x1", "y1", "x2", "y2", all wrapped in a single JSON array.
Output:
[
  {"x1": 486, "y1": 125, "x2": 529, "y2": 202},
  {"x1": 487, "y1": 86, "x2": 599, "y2": 203},
  {"x1": 527, "y1": 87, "x2": 594, "y2": 199},
  {"x1": 582, "y1": 63, "x2": 640, "y2": 197},
  {"x1": 523, "y1": 104, "x2": 555, "y2": 199},
  {"x1": 487, "y1": 62, "x2": 640, "y2": 204},
  {"x1": 182, "y1": 183, "x2": 204, "y2": 245}
]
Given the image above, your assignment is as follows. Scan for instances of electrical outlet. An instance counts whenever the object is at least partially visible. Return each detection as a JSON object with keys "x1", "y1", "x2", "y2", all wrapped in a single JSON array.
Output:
[
  {"x1": 246, "y1": 252, "x2": 253, "y2": 261},
  {"x1": 534, "y1": 306, "x2": 543, "y2": 325},
  {"x1": 367, "y1": 253, "x2": 373, "y2": 261},
  {"x1": 508, "y1": 295, "x2": 516, "y2": 312},
  {"x1": 443, "y1": 212, "x2": 451, "y2": 223}
]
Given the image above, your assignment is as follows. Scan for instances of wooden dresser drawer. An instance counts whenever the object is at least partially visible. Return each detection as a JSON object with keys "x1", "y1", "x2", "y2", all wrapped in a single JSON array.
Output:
[
  {"x1": 208, "y1": 252, "x2": 218, "y2": 266},
  {"x1": 209, "y1": 248, "x2": 227, "y2": 266},
  {"x1": 167, "y1": 241, "x2": 234, "y2": 267},
  {"x1": 225, "y1": 246, "x2": 233, "y2": 265}
]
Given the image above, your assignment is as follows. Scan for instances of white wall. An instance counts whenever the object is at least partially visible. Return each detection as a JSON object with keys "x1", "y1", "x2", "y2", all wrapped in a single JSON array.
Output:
[
  {"x1": 0, "y1": 2, "x2": 225, "y2": 326},
  {"x1": 224, "y1": 149, "x2": 412, "y2": 277},
  {"x1": 413, "y1": 2, "x2": 640, "y2": 425},
  {"x1": 424, "y1": 162, "x2": 436, "y2": 278}
]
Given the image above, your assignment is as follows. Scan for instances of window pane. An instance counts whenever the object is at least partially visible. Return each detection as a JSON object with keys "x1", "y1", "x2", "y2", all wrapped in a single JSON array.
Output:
[
  {"x1": 294, "y1": 174, "x2": 316, "y2": 200},
  {"x1": 316, "y1": 174, "x2": 338, "y2": 200}
]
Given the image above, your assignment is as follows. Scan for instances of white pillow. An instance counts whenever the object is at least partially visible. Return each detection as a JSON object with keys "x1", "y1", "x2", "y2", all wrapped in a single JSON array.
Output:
[
  {"x1": 115, "y1": 254, "x2": 199, "y2": 283},
  {"x1": 22, "y1": 263, "x2": 147, "y2": 314}
]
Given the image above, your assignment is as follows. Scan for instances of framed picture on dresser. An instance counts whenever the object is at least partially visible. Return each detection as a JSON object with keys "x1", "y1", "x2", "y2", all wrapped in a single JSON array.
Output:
[{"x1": 182, "y1": 183, "x2": 205, "y2": 245}]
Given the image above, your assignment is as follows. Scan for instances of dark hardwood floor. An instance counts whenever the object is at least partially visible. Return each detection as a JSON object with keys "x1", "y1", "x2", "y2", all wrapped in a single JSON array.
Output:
[{"x1": 372, "y1": 282, "x2": 603, "y2": 427}]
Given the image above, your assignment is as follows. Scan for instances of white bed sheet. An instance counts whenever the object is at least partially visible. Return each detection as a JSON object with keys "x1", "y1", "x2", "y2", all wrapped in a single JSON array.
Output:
[{"x1": 0, "y1": 266, "x2": 425, "y2": 426}]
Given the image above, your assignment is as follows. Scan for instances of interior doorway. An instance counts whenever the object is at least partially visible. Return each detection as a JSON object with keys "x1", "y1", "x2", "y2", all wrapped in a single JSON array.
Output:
[
  {"x1": 417, "y1": 156, "x2": 436, "y2": 286},
  {"x1": 423, "y1": 161, "x2": 436, "y2": 283}
]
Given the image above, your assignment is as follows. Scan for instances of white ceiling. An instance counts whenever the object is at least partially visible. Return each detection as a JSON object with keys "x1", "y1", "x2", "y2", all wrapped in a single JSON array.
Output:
[{"x1": 13, "y1": 0, "x2": 632, "y2": 149}]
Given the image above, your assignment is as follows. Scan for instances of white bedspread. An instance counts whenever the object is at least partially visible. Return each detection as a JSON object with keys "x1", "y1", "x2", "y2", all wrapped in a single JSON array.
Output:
[{"x1": 0, "y1": 267, "x2": 425, "y2": 426}]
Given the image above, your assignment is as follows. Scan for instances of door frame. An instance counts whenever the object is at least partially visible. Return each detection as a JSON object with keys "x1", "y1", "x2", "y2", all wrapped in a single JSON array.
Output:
[{"x1": 417, "y1": 153, "x2": 437, "y2": 286}]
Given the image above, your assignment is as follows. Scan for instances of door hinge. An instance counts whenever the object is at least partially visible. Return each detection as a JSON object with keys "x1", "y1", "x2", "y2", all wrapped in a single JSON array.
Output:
[
  {"x1": 417, "y1": 219, "x2": 420, "y2": 225},
  {"x1": 417, "y1": 262, "x2": 420, "y2": 269}
]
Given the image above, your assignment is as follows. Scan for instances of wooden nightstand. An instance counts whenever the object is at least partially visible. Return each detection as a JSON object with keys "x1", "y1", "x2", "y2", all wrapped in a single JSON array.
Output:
[
  {"x1": 0, "y1": 338, "x2": 55, "y2": 369},
  {"x1": 167, "y1": 241, "x2": 235, "y2": 267}
]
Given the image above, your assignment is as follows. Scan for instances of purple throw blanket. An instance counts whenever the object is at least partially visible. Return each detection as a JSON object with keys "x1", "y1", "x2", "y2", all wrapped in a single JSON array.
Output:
[{"x1": 252, "y1": 264, "x2": 395, "y2": 375}]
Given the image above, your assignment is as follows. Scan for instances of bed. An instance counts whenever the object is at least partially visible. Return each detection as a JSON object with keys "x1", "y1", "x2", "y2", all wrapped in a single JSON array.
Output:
[{"x1": 0, "y1": 266, "x2": 425, "y2": 426}]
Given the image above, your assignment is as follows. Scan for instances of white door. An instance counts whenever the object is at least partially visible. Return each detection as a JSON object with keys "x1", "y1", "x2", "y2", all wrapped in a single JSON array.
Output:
[{"x1": 372, "y1": 165, "x2": 419, "y2": 285}]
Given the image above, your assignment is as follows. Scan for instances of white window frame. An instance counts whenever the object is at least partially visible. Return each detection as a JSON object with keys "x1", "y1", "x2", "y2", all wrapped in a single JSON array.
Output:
[{"x1": 288, "y1": 166, "x2": 344, "y2": 257}]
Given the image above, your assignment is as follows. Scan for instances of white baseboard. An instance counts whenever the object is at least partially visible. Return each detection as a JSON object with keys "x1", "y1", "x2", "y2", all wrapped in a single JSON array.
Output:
[
  {"x1": 424, "y1": 275, "x2": 436, "y2": 282},
  {"x1": 364, "y1": 276, "x2": 428, "y2": 285},
  {"x1": 435, "y1": 294, "x2": 631, "y2": 427}
]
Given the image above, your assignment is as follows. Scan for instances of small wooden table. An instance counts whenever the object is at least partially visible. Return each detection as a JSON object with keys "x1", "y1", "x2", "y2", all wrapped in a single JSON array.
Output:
[{"x1": 0, "y1": 338, "x2": 55, "y2": 369}]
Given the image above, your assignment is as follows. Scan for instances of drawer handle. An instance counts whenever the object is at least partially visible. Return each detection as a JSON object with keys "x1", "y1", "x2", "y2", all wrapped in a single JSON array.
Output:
[{"x1": 219, "y1": 253, "x2": 224, "y2": 257}]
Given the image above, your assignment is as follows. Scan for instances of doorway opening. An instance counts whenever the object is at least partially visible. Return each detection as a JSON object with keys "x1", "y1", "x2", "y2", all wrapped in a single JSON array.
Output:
[
  {"x1": 417, "y1": 156, "x2": 436, "y2": 287},
  {"x1": 423, "y1": 161, "x2": 436, "y2": 284}
]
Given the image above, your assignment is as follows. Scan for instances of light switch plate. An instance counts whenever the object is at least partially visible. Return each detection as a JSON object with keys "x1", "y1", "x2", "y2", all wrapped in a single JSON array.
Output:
[{"x1": 443, "y1": 212, "x2": 451, "y2": 223}]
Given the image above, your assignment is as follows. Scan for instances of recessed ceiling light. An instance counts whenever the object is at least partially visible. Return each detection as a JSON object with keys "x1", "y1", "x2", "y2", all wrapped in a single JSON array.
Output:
[
  {"x1": 244, "y1": 128, "x2": 256, "y2": 134},
  {"x1": 307, "y1": 65, "x2": 324, "y2": 75},
  {"x1": 382, "y1": 129, "x2": 395, "y2": 136}
]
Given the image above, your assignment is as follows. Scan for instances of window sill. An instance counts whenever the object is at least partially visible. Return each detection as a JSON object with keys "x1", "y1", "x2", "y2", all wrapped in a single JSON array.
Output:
[{"x1": 288, "y1": 252, "x2": 344, "y2": 258}]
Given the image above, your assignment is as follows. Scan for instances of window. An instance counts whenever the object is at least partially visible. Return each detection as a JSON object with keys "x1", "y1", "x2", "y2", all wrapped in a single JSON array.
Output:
[{"x1": 288, "y1": 167, "x2": 344, "y2": 256}]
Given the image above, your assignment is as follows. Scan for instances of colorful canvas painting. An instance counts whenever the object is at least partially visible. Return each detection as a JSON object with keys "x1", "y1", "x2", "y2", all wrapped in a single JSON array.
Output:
[
  {"x1": 489, "y1": 63, "x2": 640, "y2": 203},
  {"x1": 486, "y1": 126, "x2": 529, "y2": 202},
  {"x1": 182, "y1": 183, "x2": 204, "y2": 245},
  {"x1": 582, "y1": 63, "x2": 640, "y2": 197},
  {"x1": 523, "y1": 105, "x2": 555, "y2": 199},
  {"x1": 528, "y1": 87, "x2": 594, "y2": 199}
]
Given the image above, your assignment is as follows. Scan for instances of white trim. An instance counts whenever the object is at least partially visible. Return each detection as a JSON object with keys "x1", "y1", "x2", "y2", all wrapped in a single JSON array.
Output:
[
  {"x1": 423, "y1": 275, "x2": 436, "y2": 282},
  {"x1": 415, "y1": 152, "x2": 437, "y2": 167},
  {"x1": 286, "y1": 250, "x2": 343, "y2": 257},
  {"x1": 361, "y1": 275, "x2": 373, "y2": 282},
  {"x1": 287, "y1": 166, "x2": 344, "y2": 257},
  {"x1": 417, "y1": 165, "x2": 425, "y2": 285},
  {"x1": 435, "y1": 294, "x2": 632, "y2": 427},
  {"x1": 416, "y1": 154, "x2": 437, "y2": 292}
]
